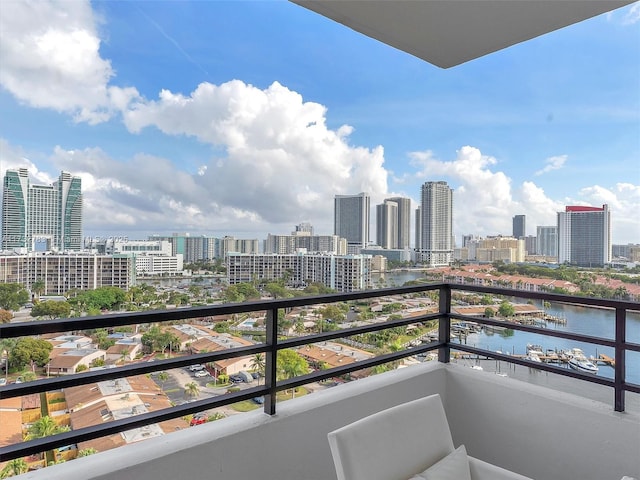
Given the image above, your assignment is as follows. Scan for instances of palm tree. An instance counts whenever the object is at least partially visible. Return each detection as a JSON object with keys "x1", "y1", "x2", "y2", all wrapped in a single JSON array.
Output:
[
  {"x1": 0, "y1": 458, "x2": 28, "y2": 478},
  {"x1": 26, "y1": 416, "x2": 71, "y2": 465},
  {"x1": 157, "y1": 371, "x2": 169, "y2": 391},
  {"x1": 184, "y1": 382, "x2": 200, "y2": 399},
  {"x1": 31, "y1": 279, "x2": 46, "y2": 300},
  {"x1": 250, "y1": 353, "x2": 266, "y2": 384}
]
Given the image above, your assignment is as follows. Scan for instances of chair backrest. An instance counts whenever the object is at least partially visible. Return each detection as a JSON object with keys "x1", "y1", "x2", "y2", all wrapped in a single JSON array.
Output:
[{"x1": 327, "y1": 394, "x2": 455, "y2": 480}]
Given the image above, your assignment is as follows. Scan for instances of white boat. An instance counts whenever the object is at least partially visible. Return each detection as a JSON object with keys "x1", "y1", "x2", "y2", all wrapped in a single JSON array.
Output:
[
  {"x1": 526, "y1": 344, "x2": 544, "y2": 357},
  {"x1": 568, "y1": 356, "x2": 598, "y2": 375},
  {"x1": 526, "y1": 352, "x2": 543, "y2": 363}
]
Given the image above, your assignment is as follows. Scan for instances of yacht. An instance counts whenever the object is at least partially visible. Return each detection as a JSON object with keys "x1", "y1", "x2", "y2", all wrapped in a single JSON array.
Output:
[{"x1": 568, "y1": 356, "x2": 599, "y2": 375}]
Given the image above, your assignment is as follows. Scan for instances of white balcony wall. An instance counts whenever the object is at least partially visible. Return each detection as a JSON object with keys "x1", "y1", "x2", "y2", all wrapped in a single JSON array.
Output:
[{"x1": 25, "y1": 363, "x2": 639, "y2": 480}]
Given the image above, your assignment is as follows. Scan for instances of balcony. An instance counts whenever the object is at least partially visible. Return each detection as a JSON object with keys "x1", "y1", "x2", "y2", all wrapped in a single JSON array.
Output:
[{"x1": 1, "y1": 284, "x2": 639, "y2": 480}]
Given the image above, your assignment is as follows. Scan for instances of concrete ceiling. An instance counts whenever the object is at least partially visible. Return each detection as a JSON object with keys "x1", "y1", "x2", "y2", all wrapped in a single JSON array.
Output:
[{"x1": 291, "y1": 0, "x2": 635, "y2": 68}]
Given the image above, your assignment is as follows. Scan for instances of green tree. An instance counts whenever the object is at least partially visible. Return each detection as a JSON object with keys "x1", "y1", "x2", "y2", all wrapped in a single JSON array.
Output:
[
  {"x1": 76, "y1": 364, "x2": 89, "y2": 373},
  {"x1": 484, "y1": 307, "x2": 495, "y2": 318},
  {"x1": 498, "y1": 301, "x2": 515, "y2": 317},
  {"x1": 30, "y1": 300, "x2": 71, "y2": 320},
  {"x1": 77, "y1": 448, "x2": 98, "y2": 457},
  {"x1": 250, "y1": 353, "x2": 266, "y2": 384},
  {"x1": 276, "y1": 349, "x2": 309, "y2": 398},
  {"x1": 235, "y1": 282, "x2": 260, "y2": 300},
  {"x1": 157, "y1": 371, "x2": 169, "y2": 390},
  {"x1": 25, "y1": 416, "x2": 71, "y2": 465},
  {"x1": 0, "y1": 458, "x2": 28, "y2": 478},
  {"x1": 10, "y1": 338, "x2": 53, "y2": 370},
  {"x1": 184, "y1": 381, "x2": 200, "y2": 399},
  {"x1": 31, "y1": 279, "x2": 46, "y2": 299},
  {"x1": 21, "y1": 371, "x2": 37, "y2": 382},
  {"x1": 0, "y1": 283, "x2": 30, "y2": 311},
  {"x1": 265, "y1": 282, "x2": 288, "y2": 299}
]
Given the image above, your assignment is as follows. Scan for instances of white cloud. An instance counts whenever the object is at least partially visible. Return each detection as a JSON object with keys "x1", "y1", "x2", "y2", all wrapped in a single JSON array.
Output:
[
  {"x1": 0, "y1": 0, "x2": 138, "y2": 124},
  {"x1": 535, "y1": 155, "x2": 568, "y2": 176},
  {"x1": 120, "y1": 80, "x2": 389, "y2": 230},
  {"x1": 622, "y1": 3, "x2": 640, "y2": 25},
  {"x1": 405, "y1": 146, "x2": 639, "y2": 243}
]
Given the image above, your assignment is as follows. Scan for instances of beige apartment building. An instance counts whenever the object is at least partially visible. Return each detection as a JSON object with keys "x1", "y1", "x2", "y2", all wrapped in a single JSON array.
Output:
[{"x1": 0, "y1": 253, "x2": 133, "y2": 296}]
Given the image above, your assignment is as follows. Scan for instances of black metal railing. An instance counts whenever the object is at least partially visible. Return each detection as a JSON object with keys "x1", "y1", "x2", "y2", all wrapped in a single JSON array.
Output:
[{"x1": 1, "y1": 283, "x2": 638, "y2": 462}]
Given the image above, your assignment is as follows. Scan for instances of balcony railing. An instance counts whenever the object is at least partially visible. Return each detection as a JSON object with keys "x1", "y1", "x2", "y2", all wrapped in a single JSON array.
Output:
[{"x1": 1, "y1": 283, "x2": 639, "y2": 463}]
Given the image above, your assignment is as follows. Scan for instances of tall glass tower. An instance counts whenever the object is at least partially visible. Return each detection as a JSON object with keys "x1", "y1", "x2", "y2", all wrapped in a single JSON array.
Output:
[
  {"x1": 1, "y1": 169, "x2": 82, "y2": 252},
  {"x1": 419, "y1": 181, "x2": 453, "y2": 266},
  {"x1": 334, "y1": 192, "x2": 370, "y2": 252}
]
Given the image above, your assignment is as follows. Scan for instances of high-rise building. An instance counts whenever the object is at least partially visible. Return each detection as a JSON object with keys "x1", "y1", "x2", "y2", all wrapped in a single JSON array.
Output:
[
  {"x1": 414, "y1": 207, "x2": 421, "y2": 250},
  {"x1": 294, "y1": 223, "x2": 314, "y2": 236},
  {"x1": 418, "y1": 181, "x2": 453, "y2": 266},
  {"x1": 557, "y1": 205, "x2": 611, "y2": 267},
  {"x1": 536, "y1": 226, "x2": 558, "y2": 257},
  {"x1": 1, "y1": 169, "x2": 83, "y2": 252},
  {"x1": 376, "y1": 200, "x2": 398, "y2": 248},
  {"x1": 512, "y1": 215, "x2": 526, "y2": 239},
  {"x1": 334, "y1": 192, "x2": 370, "y2": 252},
  {"x1": 386, "y1": 197, "x2": 411, "y2": 249}
]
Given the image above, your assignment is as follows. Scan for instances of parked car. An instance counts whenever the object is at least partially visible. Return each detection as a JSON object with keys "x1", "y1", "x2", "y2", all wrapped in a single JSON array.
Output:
[
  {"x1": 189, "y1": 364, "x2": 205, "y2": 372},
  {"x1": 194, "y1": 370, "x2": 209, "y2": 378},
  {"x1": 229, "y1": 374, "x2": 244, "y2": 383},
  {"x1": 190, "y1": 415, "x2": 208, "y2": 426},
  {"x1": 252, "y1": 396, "x2": 265, "y2": 405},
  {"x1": 0, "y1": 378, "x2": 6, "y2": 386}
]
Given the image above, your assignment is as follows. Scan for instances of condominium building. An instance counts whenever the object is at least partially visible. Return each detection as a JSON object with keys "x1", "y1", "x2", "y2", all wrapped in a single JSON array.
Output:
[
  {"x1": 0, "y1": 253, "x2": 133, "y2": 295},
  {"x1": 226, "y1": 252, "x2": 372, "y2": 292},
  {"x1": 418, "y1": 181, "x2": 453, "y2": 266},
  {"x1": 386, "y1": 197, "x2": 411, "y2": 249},
  {"x1": 376, "y1": 200, "x2": 398, "y2": 248},
  {"x1": 476, "y1": 236, "x2": 525, "y2": 263},
  {"x1": 148, "y1": 233, "x2": 218, "y2": 262},
  {"x1": 558, "y1": 205, "x2": 611, "y2": 267},
  {"x1": 334, "y1": 192, "x2": 370, "y2": 252},
  {"x1": 512, "y1": 215, "x2": 526, "y2": 239},
  {"x1": 264, "y1": 233, "x2": 347, "y2": 255},
  {"x1": 536, "y1": 226, "x2": 558, "y2": 258},
  {"x1": 1, "y1": 169, "x2": 83, "y2": 252}
]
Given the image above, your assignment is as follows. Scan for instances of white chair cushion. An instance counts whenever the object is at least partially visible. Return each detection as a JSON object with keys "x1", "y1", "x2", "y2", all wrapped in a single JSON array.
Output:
[
  {"x1": 327, "y1": 394, "x2": 455, "y2": 480},
  {"x1": 408, "y1": 445, "x2": 471, "y2": 480}
]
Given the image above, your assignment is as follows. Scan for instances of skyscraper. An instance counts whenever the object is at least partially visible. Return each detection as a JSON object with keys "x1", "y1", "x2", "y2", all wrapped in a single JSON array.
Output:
[
  {"x1": 557, "y1": 205, "x2": 611, "y2": 267},
  {"x1": 1, "y1": 169, "x2": 83, "y2": 251},
  {"x1": 376, "y1": 200, "x2": 398, "y2": 248},
  {"x1": 536, "y1": 226, "x2": 558, "y2": 257},
  {"x1": 512, "y1": 215, "x2": 526, "y2": 239},
  {"x1": 418, "y1": 181, "x2": 453, "y2": 266},
  {"x1": 334, "y1": 192, "x2": 370, "y2": 252},
  {"x1": 386, "y1": 196, "x2": 411, "y2": 249}
]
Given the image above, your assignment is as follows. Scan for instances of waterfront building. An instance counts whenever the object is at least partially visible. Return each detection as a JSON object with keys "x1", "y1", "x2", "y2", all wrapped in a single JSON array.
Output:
[
  {"x1": 557, "y1": 205, "x2": 611, "y2": 267},
  {"x1": 1, "y1": 169, "x2": 82, "y2": 252},
  {"x1": 264, "y1": 233, "x2": 347, "y2": 255},
  {"x1": 476, "y1": 236, "x2": 525, "y2": 263},
  {"x1": 414, "y1": 207, "x2": 421, "y2": 250},
  {"x1": 376, "y1": 200, "x2": 398, "y2": 249},
  {"x1": 294, "y1": 222, "x2": 314, "y2": 235},
  {"x1": 361, "y1": 247, "x2": 411, "y2": 263},
  {"x1": 334, "y1": 192, "x2": 370, "y2": 252},
  {"x1": 386, "y1": 197, "x2": 411, "y2": 249},
  {"x1": 536, "y1": 226, "x2": 558, "y2": 258},
  {"x1": 512, "y1": 214, "x2": 526, "y2": 239},
  {"x1": 0, "y1": 253, "x2": 133, "y2": 295},
  {"x1": 226, "y1": 252, "x2": 372, "y2": 292},
  {"x1": 148, "y1": 233, "x2": 218, "y2": 262},
  {"x1": 418, "y1": 181, "x2": 453, "y2": 266}
]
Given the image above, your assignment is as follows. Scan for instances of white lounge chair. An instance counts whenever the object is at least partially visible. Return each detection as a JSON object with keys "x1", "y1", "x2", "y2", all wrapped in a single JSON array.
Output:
[{"x1": 328, "y1": 394, "x2": 532, "y2": 480}]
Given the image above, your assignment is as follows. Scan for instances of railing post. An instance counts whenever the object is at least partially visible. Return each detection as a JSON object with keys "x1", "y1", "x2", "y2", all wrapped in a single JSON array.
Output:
[
  {"x1": 614, "y1": 307, "x2": 626, "y2": 412},
  {"x1": 264, "y1": 307, "x2": 279, "y2": 415},
  {"x1": 438, "y1": 284, "x2": 451, "y2": 364}
]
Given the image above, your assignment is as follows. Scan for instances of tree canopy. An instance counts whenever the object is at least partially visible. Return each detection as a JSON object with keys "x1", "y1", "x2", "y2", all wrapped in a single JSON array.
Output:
[
  {"x1": 0, "y1": 283, "x2": 29, "y2": 311},
  {"x1": 30, "y1": 300, "x2": 71, "y2": 320},
  {"x1": 10, "y1": 338, "x2": 52, "y2": 369}
]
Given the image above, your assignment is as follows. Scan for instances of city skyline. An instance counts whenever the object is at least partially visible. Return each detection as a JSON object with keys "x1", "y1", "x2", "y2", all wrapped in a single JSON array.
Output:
[{"x1": 0, "y1": 1, "x2": 638, "y2": 244}]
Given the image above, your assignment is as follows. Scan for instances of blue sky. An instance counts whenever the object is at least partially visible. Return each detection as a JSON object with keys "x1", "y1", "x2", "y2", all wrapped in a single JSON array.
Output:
[{"x1": 1, "y1": 0, "x2": 639, "y2": 245}]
